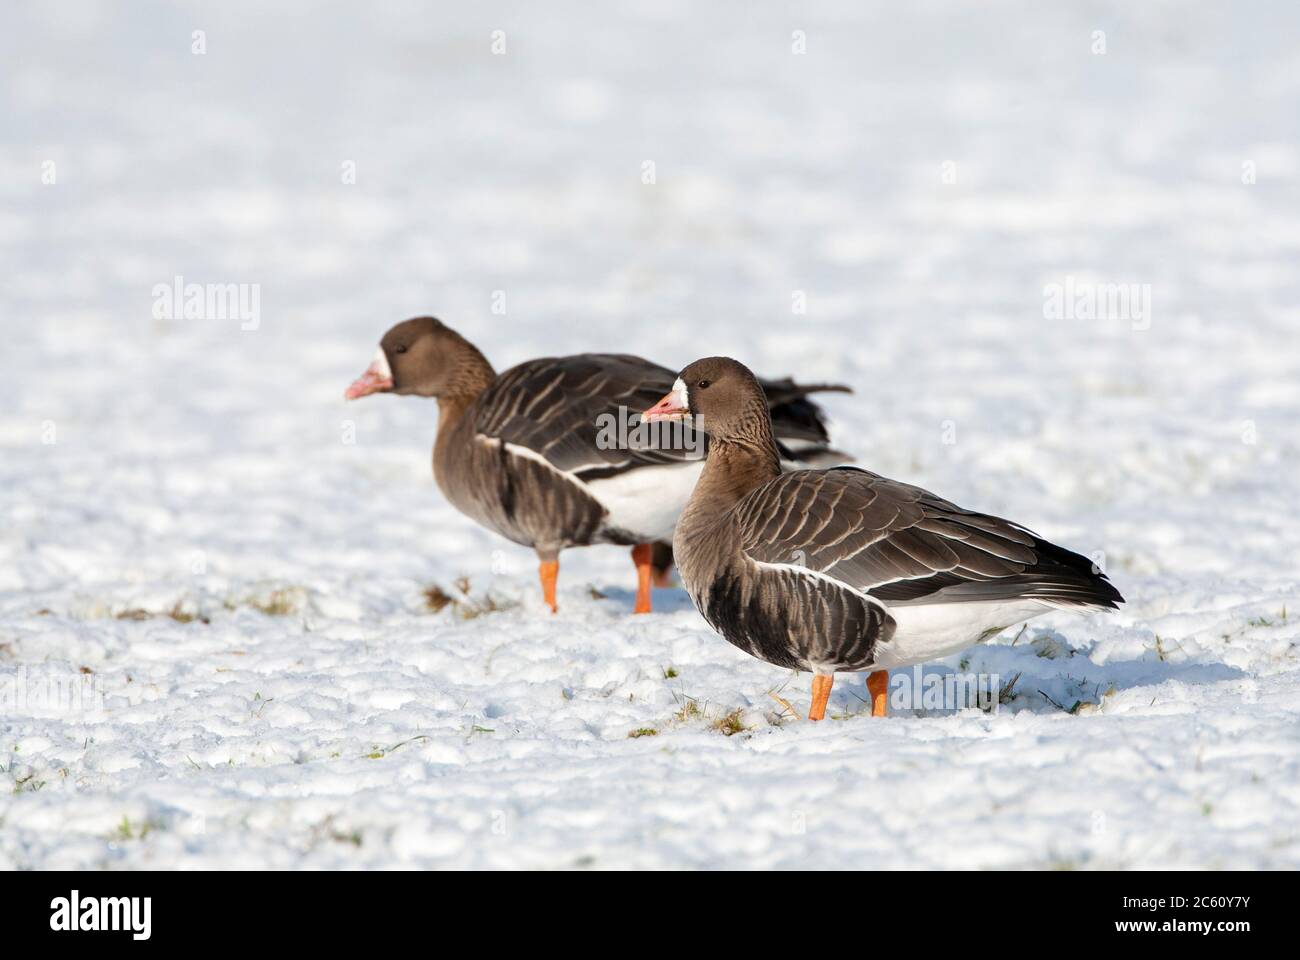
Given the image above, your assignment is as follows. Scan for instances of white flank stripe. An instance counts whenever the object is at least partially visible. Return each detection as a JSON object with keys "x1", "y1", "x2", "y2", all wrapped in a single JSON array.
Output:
[
  {"x1": 477, "y1": 434, "x2": 702, "y2": 541},
  {"x1": 751, "y1": 558, "x2": 890, "y2": 613}
]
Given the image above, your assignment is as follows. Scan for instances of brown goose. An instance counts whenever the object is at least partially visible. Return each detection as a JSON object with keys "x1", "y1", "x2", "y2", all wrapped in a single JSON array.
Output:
[
  {"x1": 344, "y1": 318, "x2": 849, "y2": 613},
  {"x1": 644, "y1": 357, "x2": 1123, "y2": 720}
]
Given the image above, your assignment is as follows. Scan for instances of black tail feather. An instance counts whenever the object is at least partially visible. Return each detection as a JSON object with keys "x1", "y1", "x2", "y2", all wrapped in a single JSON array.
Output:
[
  {"x1": 758, "y1": 376, "x2": 852, "y2": 445},
  {"x1": 1025, "y1": 535, "x2": 1124, "y2": 609}
]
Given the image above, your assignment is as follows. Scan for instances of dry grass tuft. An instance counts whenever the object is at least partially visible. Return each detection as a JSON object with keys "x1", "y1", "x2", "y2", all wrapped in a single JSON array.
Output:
[
  {"x1": 423, "y1": 579, "x2": 518, "y2": 619},
  {"x1": 672, "y1": 697, "x2": 702, "y2": 724},
  {"x1": 423, "y1": 585, "x2": 455, "y2": 613},
  {"x1": 245, "y1": 589, "x2": 301, "y2": 617},
  {"x1": 712, "y1": 709, "x2": 749, "y2": 736}
]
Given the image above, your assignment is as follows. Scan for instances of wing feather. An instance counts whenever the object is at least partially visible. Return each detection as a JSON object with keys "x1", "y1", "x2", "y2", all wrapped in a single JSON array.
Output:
[
  {"x1": 473, "y1": 355, "x2": 852, "y2": 478},
  {"x1": 737, "y1": 466, "x2": 1123, "y2": 610}
]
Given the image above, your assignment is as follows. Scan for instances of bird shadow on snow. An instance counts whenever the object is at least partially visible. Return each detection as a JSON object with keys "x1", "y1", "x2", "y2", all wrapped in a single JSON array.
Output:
[
  {"x1": 893, "y1": 627, "x2": 1248, "y2": 719},
  {"x1": 596, "y1": 584, "x2": 699, "y2": 615},
  {"x1": 558, "y1": 584, "x2": 1246, "y2": 720}
]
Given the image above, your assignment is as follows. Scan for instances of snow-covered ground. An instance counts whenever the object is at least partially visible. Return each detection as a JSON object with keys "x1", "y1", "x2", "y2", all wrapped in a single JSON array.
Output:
[{"x1": 3, "y1": 1, "x2": 1299, "y2": 868}]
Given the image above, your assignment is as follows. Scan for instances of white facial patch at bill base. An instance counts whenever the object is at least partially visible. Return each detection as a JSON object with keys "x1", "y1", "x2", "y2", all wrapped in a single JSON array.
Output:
[
  {"x1": 672, "y1": 377, "x2": 689, "y2": 412},
  {"x1": 343, "y1": 344, "x2": 397, "y2": 399}
]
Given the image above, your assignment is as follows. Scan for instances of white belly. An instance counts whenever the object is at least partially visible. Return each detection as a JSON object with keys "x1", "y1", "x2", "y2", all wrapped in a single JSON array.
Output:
[
  {"x1": 871, "y1": 600, "x2": 1050, "y2": 669},
  {"x1": 583, "y1": 460, "x2": 705, "y2": 541}
]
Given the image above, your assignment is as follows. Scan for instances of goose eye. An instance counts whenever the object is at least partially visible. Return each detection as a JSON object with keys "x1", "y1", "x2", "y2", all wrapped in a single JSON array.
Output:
[{"x1": 697, "y1": 379, "x2": 710, "y2": 389}]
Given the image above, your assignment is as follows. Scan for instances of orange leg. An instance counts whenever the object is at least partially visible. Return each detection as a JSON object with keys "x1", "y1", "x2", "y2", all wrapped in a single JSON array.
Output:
[
  {"x1": 867, "y1": 670, "x2": 888, "y2": 717},
  {"x1": 631, "y1": 543, "x2": 654, "y2": 614},
  {"x1": 538, "y1": 559, "x2": 559, "y2": 613},
  {"x1": 809, "y1": 674, "x2": 834, "y2": 721}
]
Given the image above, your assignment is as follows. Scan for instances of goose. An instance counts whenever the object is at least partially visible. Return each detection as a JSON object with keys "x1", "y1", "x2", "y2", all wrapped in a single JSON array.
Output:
[
  {"x1": 643, "y1": 356, "x2": 1123, "y2": 719},
  {"x1": 344, "y1": 318, "x2": 849, "y2": 613}
]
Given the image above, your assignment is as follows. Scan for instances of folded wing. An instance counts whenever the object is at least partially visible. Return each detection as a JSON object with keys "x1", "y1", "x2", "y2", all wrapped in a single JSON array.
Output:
[
  {"x1": 735, "y1": 466, "x2": 1123, "y2": 610},
  {"x1": 474, "y1": 355, "x2": 852, "y2": 478}
]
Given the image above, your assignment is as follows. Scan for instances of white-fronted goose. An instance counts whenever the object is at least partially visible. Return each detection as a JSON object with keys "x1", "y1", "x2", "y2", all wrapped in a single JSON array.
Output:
[
  {"x1": 345, "y1": 318, "x2": 849, "y2": 613},
  {"x1": 644, "y1": 357, "x2": 1123, "y2": 720}
]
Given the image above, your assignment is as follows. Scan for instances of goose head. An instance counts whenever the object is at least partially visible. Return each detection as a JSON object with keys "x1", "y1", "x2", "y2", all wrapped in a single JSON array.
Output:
[
  {"x1": 345, "y1": 316, "x2": 465, "y2": 399},
  {"x1": 642, "y1": 356, "x2": 771, "y2": 442}
]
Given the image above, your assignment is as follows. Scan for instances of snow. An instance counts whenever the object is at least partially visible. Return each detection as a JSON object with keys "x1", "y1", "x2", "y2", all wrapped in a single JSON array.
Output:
[{"x1": 3, "y1": 1, "x2": 1299, "y2": 868}]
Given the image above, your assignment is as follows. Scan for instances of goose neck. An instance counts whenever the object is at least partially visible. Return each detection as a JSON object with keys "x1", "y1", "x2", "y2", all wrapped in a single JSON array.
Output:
[{"x1": 691, "y1": 437, "x2": 780, "y2": 513}]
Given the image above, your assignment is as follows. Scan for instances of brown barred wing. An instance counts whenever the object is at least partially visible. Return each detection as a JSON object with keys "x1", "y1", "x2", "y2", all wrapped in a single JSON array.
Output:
[
  {"x1": 472, "y1": 354, "x2": 704, "y2": 477},
  {"x1": 734, "y1": 467, "x2": 1123, "y2": 610}
]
